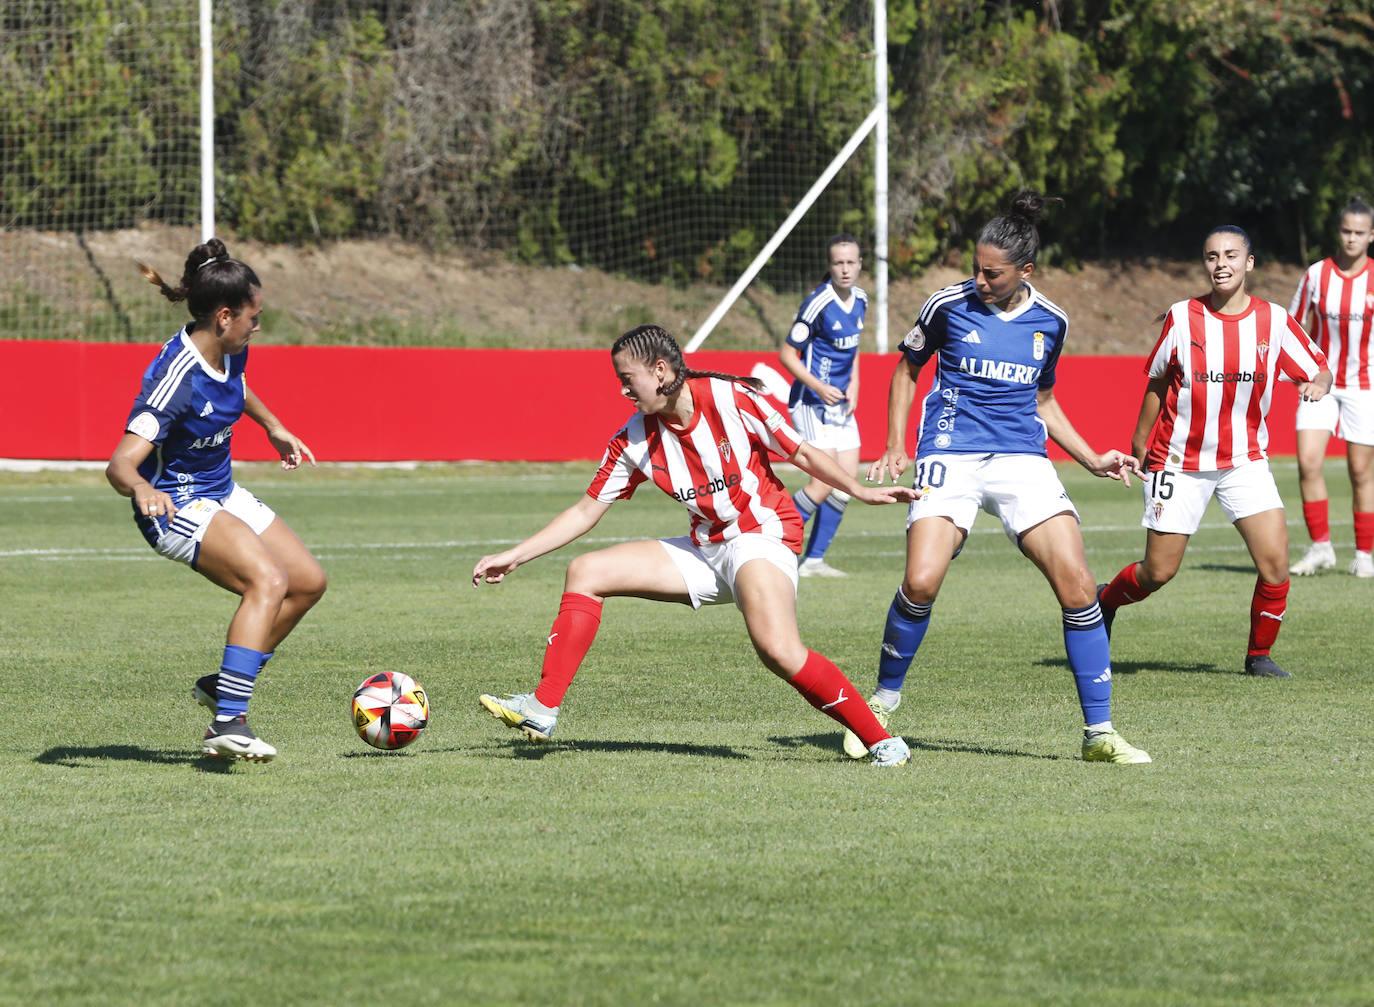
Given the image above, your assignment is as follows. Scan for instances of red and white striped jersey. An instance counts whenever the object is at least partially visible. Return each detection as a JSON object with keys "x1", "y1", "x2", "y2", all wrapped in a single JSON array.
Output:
[
  {"x1": 587, "y1": 376, "x2": 805, "y2": 551},
  {"x1": 1289, "y1": 257, "x2": 1374, "y2": 390},
  {"x1": 1144, "y1": 297, "x2": 1328, "y2": 471}
]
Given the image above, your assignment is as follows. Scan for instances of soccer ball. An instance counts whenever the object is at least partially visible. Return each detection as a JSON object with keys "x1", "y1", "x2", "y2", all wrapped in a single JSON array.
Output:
[{"x1": 352, "y1": 671, "x2": 430, "y2": 750}]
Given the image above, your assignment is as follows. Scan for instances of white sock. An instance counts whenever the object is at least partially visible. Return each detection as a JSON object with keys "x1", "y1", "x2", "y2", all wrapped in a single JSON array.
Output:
[{"x1": 871, "y1": 687, "x2": 901, "y2": 709}]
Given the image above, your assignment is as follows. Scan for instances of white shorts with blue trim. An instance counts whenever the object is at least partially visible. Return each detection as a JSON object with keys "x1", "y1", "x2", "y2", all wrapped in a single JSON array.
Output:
[
  {"x1": 904, "y1": 452, "x2": 1079, "y2": 541},
  {"x1": 789, "y1": 401, "x2": 861, "y2": 453},
  {"x1": 137, "y1": 483, "x2": 276, "y2": 567},
  {"x1": 657, "y1": 534, "x2": 799, "y2": 610}
]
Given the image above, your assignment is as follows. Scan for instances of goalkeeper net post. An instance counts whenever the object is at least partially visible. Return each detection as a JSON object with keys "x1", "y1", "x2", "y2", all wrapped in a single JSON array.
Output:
[
  {"x1": 200, "y1": 0, "x2": 214, "y2": 241},
  {"x1": 683, "y1": 105, "x2": 882, "y2": 354}
]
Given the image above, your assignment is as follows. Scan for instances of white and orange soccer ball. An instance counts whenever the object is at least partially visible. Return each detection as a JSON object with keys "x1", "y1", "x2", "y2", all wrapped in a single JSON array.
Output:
[{"x1": 352, "y1": 671, "x2": 430, "y2": 750}]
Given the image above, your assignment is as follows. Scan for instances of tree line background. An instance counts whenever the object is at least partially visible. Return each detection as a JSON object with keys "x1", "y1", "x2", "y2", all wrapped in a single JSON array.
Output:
[{"x1": 3, "y1": 0, "x2": 1372, "y2": 291}]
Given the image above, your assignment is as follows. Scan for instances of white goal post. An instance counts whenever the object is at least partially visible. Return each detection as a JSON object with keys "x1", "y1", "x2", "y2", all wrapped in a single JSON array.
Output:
[{"x1": 686, "y1": 0, "x2": 891, "y2": 354}]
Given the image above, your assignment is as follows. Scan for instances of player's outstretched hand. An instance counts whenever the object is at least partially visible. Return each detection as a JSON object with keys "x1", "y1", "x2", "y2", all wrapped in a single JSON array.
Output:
[
  {"x1": 1093, "y1": 449, "x2": 1143, "y2": 486},
  {"x1": 866, "y1": 448, "x2": 909, "y2": 486},
  {"x1": 472, "y1": 550, "x2": 520, "y2": 587},
  {"x1": 854, "y1": 484, "x2": 920, "y2": 506}
]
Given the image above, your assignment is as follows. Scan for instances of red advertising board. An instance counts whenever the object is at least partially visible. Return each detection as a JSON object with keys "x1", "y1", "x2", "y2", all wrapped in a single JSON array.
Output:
[{"x1": 0, "y1": 339, "x2": 1317, "y2": 462}]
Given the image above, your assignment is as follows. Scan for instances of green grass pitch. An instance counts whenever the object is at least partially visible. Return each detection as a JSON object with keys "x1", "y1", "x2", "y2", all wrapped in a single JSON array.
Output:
[{"x1": 1, "y1": 459, "x2": 1370, "y2": 1006}]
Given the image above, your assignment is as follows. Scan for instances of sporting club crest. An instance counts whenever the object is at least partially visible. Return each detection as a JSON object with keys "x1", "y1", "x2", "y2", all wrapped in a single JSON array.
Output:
[{"x1": 718, "y1": 436, "x2": 732, "y2": 463}]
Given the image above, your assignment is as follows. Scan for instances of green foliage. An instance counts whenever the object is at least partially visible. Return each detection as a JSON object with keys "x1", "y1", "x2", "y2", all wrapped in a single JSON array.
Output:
[
  {"x1": 504, "y1": 0, "x2": 875, "y2": 285},
  {"x1": 215, "y1": 4, "x2": 400, "y2": 243},
  {"x1": 1089, "y1": 0, "x2": 1374, "y2": 257},
  {"x1": 0, "y1": 0, "x2": 199, "y2": 229},
  {"x1": 6, "y1": 0, "x2": 1374, "y2": 286},
  {"x1": 886, "y1": 4, "x2": 1126, "y2": 268}
]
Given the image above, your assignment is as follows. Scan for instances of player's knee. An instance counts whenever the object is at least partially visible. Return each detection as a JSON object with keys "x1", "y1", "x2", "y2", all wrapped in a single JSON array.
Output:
[
  {"x1": 563, "y1": 552, "x2": 606, "y2": 595},
  {"x1": 1139, "y1": 560, "x2": 1178, "y2": 590},
  {"x1": 246, "y1": 561, "x2": 289, "y2": 606},
  {"x1": 751, "y1": 638, "x2": 803, "y2": 679},
  {"x1": 900, "y1": 571, "x2": 940, "y2": 604},
  {"x1": 293, "y1": 563, "x2": 327, "y2": 605}
]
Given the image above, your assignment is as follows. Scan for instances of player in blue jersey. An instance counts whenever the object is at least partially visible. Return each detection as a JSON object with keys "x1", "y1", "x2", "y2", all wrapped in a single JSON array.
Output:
[
  {"x1": 105, "y1": 238, "x2": 327, "y2": 762},
  {"x1": 851, "y1": 191, "x2": 1151, "y2": 764},
  {"x1": 781, "y1": 233, "x2": 866, "y2": 577}
]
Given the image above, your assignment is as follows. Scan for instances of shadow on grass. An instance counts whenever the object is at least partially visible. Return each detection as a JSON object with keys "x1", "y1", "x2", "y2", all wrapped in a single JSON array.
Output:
[
  {"x1": 1033, "y1": 656, "x2": 1232, "y2": 675},
  {"x1": 770, "y1": 732, "x2": 1067, "y2": 762},
  {"x1": 466, "y1": 738, "x2": 752, "y2": 760},
  {"x1": 1191, "y1": 562, "x2": 1263, "y2": 575},
  {"x1": 36, "y1": 744, "x2": 237, "y2": 773},
  {"x1": 909, "y1": 737, "x2": 1068, "y2": 761}
]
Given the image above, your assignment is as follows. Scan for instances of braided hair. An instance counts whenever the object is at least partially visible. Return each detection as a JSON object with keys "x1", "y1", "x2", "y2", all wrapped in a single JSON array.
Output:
[
  {"x1": 137, "y1": 237, "x2": 261, "y2": 325},
  {"x1": 611, "y1": 324, "x2": 763, "y2": 396}
]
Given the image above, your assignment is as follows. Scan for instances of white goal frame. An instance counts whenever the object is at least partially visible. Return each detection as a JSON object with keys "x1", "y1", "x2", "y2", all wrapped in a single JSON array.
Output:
[{"x1": 686, "y1": 0, "x2": 890, "y2": 353}]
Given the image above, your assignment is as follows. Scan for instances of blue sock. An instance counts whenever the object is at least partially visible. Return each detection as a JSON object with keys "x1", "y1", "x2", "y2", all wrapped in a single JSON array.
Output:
[
  {"x1": 259, "y1": 650, "x2": 274, "y2": 672},
  {"x1": 877, "y1": 589, "x2": 932, "y2": 693},
  {"x1": 804, "y1": 492, "x2": 848, "y2": 560},
  {"x1": 793, "y1": 489, "x2": 821, "y2": 525},
  {"x1": 215, "y1": 644, "x2": 265, "y2": 719},
  {"x1": 1063, "y1": 601, "x2": 1112, "y2": 725}
]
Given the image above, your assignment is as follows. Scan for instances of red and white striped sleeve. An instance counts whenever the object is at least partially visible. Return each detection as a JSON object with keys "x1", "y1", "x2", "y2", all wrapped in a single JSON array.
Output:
[
  {"x1": 1288, "y1": 263, "x2": 1317, "y2": 320},
  {"x1": 1144, "y1": 303, "x2": 1184, "y2": 379},
  {"x1": 585, "y1": 419, "x2": 649, "y2": 504},
  {"x1": 733, "y1": 384, "x2": 802, "y2": 458},
  {"x1": 1275, "y1": 306, "x2": 1328, "y2": 383}
]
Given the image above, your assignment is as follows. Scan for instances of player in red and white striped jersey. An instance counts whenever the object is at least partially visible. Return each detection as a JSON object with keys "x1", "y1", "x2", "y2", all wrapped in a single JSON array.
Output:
[
  {"x1": 1099, "y1": 226, "x2": 1331, "y2": 678},
  {"x1": 1287, "y1": 197, "x2": 1374, "y2": 578},
  {"x1": 472, "y1": 324, "x2": 919, "y2": 766}
]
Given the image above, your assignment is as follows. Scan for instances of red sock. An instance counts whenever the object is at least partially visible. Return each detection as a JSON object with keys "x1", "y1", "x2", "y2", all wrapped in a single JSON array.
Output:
[
  {"x1": 788, "y1": 651, "x2": 888, "y2": 749},
  {"x1": 533, "y1": 593, "x2": 603, "y2": 709},
  {"x1": 1247, "y1": 578, "x2": 1288, "y2": 656},
  {"x1": 1100, "y1": 562, "x2": 1154, "y2": 609},
  {"x1": 1354, "y1": 511, "x2": 1374, "y2": 553},
  {"x1": 1302, "y1": 500, "x2": 1331, "y2": 544}
]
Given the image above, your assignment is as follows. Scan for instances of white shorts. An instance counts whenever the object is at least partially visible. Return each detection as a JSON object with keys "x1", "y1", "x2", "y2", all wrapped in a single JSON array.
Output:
[
  {"x1": 904, "y1": 453, "x2": 1078, "y2": 541},
  {"x1": 789, "y1": 402, "x2": 861, "y2": 453},
  {"x1": 1295, "y1": 387, "x2": 1374, "y2": 446},
  {"x1": 137, "y1": 483, "x2": 276, "y2": 567},
  {"x1": 1140, "y1": 460, "x2": 1283, "y2": 534},
  {"x1": 658, "y1": 534, "x2": 799, "y2": 610}
]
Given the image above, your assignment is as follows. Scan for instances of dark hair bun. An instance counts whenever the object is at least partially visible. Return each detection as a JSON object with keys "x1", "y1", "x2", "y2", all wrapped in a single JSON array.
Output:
[{"x1": 1009, "y1": 190, "x2": 1047, "y2": 222}]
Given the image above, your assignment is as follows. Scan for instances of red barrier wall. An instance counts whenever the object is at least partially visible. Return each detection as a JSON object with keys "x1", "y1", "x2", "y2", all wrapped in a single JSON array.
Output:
[{"x1": 1, "y1": 339, "x2": 1317, "y2": 462}]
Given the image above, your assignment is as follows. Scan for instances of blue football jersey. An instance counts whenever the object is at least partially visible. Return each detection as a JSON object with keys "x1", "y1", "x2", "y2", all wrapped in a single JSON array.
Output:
[
  {"x1": 900, "y1": 279, "x2": 1066, "y2": 456},
  {"x1": 123, "y1": 329, "x2": 248, "y2": 504},
  {"x1": 786, "y1": 281, "x2": 867, "y2": 408}
]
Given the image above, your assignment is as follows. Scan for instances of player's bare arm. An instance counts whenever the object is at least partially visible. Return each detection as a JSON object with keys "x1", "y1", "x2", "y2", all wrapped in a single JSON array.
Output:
[
  {"x1": 779, "y1": 340, "x2": 845, "y2": 406},
  {"x1": 1130, "y1": 377, "x2": 1169, "y2": 465},
  {"x1": 105, "y1": 432, "x2": 179, "y2": 519},
  {"x1": 867, "y1": 355, "x2": 921, "y2": 484},
  {"x1": 1037, "y1": 387, "x2": 1141, "y2": 486},
  {"x1": 244, "y1": 385, "x2": 316, "y2": 469},
  {"x1": 792, "y1": 442, "x2": 917, "y2": 505},
  {"x1": 472, "y1": 495, "x2": 611, "y2": 586}
]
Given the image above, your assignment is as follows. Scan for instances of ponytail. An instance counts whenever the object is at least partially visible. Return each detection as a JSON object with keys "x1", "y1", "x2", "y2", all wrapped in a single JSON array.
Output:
[{"x1": 137, "y1": 237, "x2": 261, "y2": 324}]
